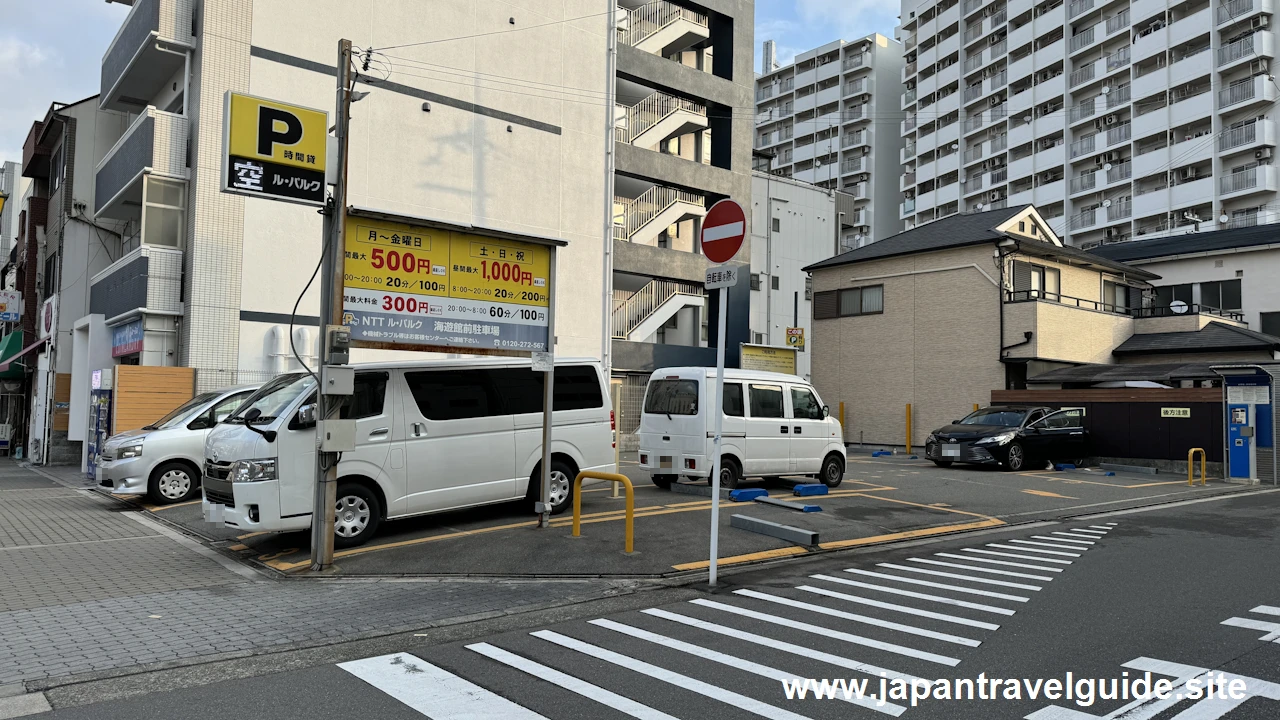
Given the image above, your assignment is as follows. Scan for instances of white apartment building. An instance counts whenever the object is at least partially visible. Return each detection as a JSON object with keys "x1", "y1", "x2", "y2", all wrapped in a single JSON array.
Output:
[
  {"x1": 0, "y1": 161, "x2": 27, "y2": 256},
  {"x1": 898, "y1": 0, "x2": 1280, "y2": 248},
  {"x1": 754, "y1": 34, "x2": 907, "y2": 247},
  {"x1": 749, "y1": 171, "x2": 854, "y2": 380}
]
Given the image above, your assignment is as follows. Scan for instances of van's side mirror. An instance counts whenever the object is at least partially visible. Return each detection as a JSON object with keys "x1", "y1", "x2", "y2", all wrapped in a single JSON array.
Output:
[
  {"x1": 952, "y1": 420, "x2": 961, "y2": 425},
  {"x1": 296, "y1": 404, "x2": 317, "y2": 428},
  {"x1": 822, "y1": 405, "x2": 830, "y2": 418}
]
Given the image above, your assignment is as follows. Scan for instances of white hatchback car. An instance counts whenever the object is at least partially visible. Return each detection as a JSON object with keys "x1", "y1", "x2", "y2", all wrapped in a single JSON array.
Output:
[{"x1": 98, "y1": 384, "x2": 260, "y2": 504}]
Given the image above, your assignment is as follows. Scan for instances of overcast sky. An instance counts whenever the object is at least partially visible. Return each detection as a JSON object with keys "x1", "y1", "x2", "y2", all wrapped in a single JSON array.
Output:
[
  {"x1": 0, "y1": 1, "x2": 900, "y2": 165},
  {"x1": 0, "y1": 1, "x2": 128, "y2": 167}
]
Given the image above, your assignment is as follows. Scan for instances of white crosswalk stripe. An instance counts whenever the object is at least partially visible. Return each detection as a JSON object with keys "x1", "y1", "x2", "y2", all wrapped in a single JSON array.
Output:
[
  {"x1": 331, "y1": 525, "x2": 1116, "y2": 719},
  {"x1": 1221, "y1": 605, "x2": 1280, "y2": 642},
  {"x1": 589, "y1": 619, "x2": 907, "y2": 716}
]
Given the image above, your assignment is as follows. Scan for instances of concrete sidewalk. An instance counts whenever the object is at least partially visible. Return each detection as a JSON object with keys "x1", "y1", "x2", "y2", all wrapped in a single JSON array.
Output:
[{"x1": 0, "y1": 461, "x2": 628, "y2": 690}]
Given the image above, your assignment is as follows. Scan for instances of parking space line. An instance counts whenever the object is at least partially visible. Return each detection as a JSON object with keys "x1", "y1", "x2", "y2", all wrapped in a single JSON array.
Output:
[
  {"x1": 642, "y1": 607, "x2": 925, "y2": 683},
  {"x1": 141, "y1": 499, "x2": 202, "y2": 512}
]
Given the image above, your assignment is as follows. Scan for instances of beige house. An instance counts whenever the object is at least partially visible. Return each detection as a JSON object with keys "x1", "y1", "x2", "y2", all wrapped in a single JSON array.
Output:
[{"x1": 804, "y1": 205, "x2": 1279, "y2": 447}]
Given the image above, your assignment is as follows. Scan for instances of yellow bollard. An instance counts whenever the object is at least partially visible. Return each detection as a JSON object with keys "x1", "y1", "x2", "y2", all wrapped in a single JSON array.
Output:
[
  {"x1": 572, "y1": 471, "x2": 634, "y2": 553},
  {"x1": 906, "y1": 404, "x2": 913, "y2": 455},
  {"x1": 1187, "y1": 448, "x2": 1207, "y2": 486},
  {"x1": 974, "y1": 403, "x2": 980, "y2": 412}
]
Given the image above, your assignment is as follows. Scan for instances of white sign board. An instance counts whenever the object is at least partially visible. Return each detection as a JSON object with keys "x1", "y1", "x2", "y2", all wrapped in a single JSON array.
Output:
[
  {"x1": 705, "y1": 265, "x2": 738, "y2": 289},
  {"x1": 1228, "y1": 385, "x2": 1271, "y2": 405}
]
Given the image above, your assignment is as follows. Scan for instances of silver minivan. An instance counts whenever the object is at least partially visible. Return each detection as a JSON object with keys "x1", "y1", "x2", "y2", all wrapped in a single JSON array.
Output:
[{"x1": 98, "y1": 384, "x2": 260, "y2": 504}]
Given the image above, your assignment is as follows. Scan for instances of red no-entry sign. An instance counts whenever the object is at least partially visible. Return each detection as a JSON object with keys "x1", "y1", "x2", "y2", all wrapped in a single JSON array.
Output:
[{"x1": 700, "y1": 199, "x2": 746, "y2": 264}]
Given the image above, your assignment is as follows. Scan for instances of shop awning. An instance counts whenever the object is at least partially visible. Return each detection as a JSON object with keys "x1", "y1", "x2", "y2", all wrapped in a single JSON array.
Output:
[{"x1": 0, "y1": 332, "x2": 46, "y2": 376}]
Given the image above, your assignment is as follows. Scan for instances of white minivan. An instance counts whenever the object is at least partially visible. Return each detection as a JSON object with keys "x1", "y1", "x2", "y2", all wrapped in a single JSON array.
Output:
[
  {"x1": 638, "y1": 367, "x2": 845, "y2": 489},
  {"x1": 200, "y1": 358, "x2": 614, "y2": 547}
]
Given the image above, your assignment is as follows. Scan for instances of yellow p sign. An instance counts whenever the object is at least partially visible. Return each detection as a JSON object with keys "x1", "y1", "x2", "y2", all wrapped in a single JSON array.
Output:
[{"x1": 222, "y1": 92, "x2": 328, "y2": 206}]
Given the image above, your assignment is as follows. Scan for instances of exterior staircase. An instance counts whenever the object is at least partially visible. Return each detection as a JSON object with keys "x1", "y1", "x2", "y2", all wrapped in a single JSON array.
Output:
[
  {"x1": 613, "y1": 186, "x2": 706, "y2": 246},
  {"x1": 615, "y1": 91, "x2": 708, "y2": 149},
  {"x1": 612, "y1": 279, "x2": 705, "y2": 340},
  {"x1": 617, "y1": 0, "x2": 710, "y2": 56}
]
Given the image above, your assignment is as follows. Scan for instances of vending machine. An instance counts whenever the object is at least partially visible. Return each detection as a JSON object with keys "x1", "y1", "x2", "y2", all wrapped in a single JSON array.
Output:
[{"x1": 85, "y1": 369, "x2": 114, "y2": 481}]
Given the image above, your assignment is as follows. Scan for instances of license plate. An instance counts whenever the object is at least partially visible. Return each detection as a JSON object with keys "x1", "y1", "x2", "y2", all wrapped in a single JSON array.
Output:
[
  {"x1": 659, "y1": 456, "x2": 673, "y2": 469},
  {"x1": 942, "y1": 446, "x2": 961, "y2": 457},
  {"x1": 202, "y1": 501, "x2": 226, "y2": 524}
]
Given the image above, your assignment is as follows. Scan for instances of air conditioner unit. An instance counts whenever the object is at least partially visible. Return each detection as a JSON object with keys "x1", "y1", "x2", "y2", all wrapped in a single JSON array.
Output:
[
  {"x1": 1105, "y1": 227, "x2": 1116, "y2": 239},
  {"x1": 981, "y1": 161, "x2": 991, "y2": 169},
  {"x1": 990, "y1": 191, "x2": 1003, "y2": 200},
  {"x1": 1105, "y1": 151, "x2": 1120, "y2": 162},
  {"x1": 1251, "y1": 59, "x2": 1270, "y2": 74},
  {"x1": 1105, "y1": 114, "x2": 1118, "y2": 125},
  {"x1": 1096, "y1": 155, "x2": 1107, "y2": 166},
  {"x1": 1181, "y1": 167, "x2": 1198, "y2": 181},
  {"x1": 1257, "y1": 148, "x2": 1274, "y2": 160},
  {"x1": 1252, "y1": 15, "x2": 1269, "y2": 28}
]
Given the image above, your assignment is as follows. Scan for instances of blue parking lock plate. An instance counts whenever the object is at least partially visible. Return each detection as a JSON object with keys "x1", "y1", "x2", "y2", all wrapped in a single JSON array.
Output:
[
  {"x1": 1104, "y1": 471, "x2": 1116, "y2": 476},
  {"x1": 1053, "y1": 463, "x2": 1077, "y2": 471},
  {"x1": 793, "y1": 484, "x2": 829, "y2": 497},
  {"x1": 730, "y1": 488, "x2": 768, "y2": 502}
]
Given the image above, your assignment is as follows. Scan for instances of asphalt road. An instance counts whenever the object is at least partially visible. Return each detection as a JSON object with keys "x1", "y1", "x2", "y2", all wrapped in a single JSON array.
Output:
[{"x1": 28, "y1": 486, "x2": 1280, "y2": 719}]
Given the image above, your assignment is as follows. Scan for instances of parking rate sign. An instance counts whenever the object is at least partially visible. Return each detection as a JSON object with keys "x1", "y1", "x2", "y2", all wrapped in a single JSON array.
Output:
[{"x1": 700, "y1": 199, "x2": 746, "y2": 264}]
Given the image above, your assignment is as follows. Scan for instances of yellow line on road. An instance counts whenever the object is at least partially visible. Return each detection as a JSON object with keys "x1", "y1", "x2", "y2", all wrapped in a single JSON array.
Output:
[
  {"x1": 1124, "y1": 480, "x2": 1198, "y2": 488},
  {"x1": 236, "y1": 531, "x2": 271, "y2": 540},
  {"x1": 228, "y1": 543, "x2": 249, "y2": 551},
  {"x1": 142, "y1": 499, "x2": 202, "y2": 512},
  {"x1": 1022, "y1": 489, "x2": 1079, "y2": 499},
  {"x1": 672, "y1": 517, "x2": 1007, "y2": 570}
]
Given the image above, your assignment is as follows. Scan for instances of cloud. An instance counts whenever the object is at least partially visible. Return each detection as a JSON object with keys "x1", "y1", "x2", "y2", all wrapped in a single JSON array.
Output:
[
  {"x1": 0, "y1": 37, "x2": 57, "y2": 77},
  {"x1": 795, "y1": 0, "x2": 900, "y2": 40}
]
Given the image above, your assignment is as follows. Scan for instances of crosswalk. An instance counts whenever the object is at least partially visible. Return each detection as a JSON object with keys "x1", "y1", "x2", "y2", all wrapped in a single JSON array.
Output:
[
  {"x1": 1221, "y1": 605, "x2": 1280, "y2": 643},
  {"x1": 336, "y1": 523, "x2": 1119, "y2": 719}
]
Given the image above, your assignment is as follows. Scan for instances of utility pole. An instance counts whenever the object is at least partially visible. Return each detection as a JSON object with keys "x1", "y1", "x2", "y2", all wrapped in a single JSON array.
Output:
[{"x1": 311, "y1": 39, "x2": 354, "y2": 572}]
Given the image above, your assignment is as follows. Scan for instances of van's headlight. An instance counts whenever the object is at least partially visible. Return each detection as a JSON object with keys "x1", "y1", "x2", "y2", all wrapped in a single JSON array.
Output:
[
  {"x1": 975, "y1": 431, "x2": 1017, "y2": 446},
  {"x1": 230, "y1": 459, "x2": 277, "y2": 483},
  {"x1": 925, "y1": 434, "x2": 938, "y2": 445},
  {"x1": 119, "y1": 443, "x2": 144, "y2": 459}
]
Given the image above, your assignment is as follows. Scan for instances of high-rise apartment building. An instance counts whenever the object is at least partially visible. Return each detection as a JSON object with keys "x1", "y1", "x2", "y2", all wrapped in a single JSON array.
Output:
[
  {"x1": 899, "y1": 0, "x2": 1280, "y2": 247},
  {"x1": 754, "y1": 34, "x2": 906, "y2": 248}
]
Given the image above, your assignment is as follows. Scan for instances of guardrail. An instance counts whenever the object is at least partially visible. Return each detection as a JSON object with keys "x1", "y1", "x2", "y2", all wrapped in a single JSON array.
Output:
[
  {"x1": 572, "y1": 471, "x2": 635, "y2": 553},
  {"x1": 1188, "y1": 448, "x2": 1207, "y2": 486}
]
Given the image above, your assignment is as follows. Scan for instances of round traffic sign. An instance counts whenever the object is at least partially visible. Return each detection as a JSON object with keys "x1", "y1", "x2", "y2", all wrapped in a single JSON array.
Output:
[{"x1": 700, "y1": 199, "x2": 746, "y2": 264}]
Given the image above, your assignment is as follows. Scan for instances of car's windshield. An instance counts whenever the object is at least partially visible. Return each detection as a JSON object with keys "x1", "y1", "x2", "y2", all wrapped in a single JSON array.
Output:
[
  {"x1": 146, "y1": 392, "x2": 220, "y2": 430},
  {"x1": 227, "y1": 374, "x2": 315, "y2": 424},
  {"x1": 958, "y1": 409, "x2": 1027, "y2": 427}
]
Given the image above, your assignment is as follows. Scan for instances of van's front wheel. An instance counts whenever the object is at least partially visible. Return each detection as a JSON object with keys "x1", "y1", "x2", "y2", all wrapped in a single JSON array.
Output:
[{"x1": 333, "y1": 482, "x2": 381, "y2": 549}]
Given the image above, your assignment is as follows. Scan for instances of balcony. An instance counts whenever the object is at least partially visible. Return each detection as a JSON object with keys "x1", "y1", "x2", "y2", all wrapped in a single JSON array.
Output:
[
  {"x1": 1068, "y1": 207, "x2": 1099, "y2": 230},
  {"x1": 20, "y1": 121, "x2": 51, "y2": 179},
  {"x1": 1219, "y1": 119, "x2": 1277, "y2": 154},
  {"x1": 1106, "y1": 160, "x2": 1132, "y2": 184},
  {"x1": 1068, "y1": 97, "x2": 1098, "y2": 125},
  {"x1": 1107, "y1": 83, "x2": 1131, "y2": 108},
  {"x1": 841, "y1": 156, "x2": 865, "y2": 175},
  {"x1": 1069, "y1": 61, "x2": 1097, "y2": 88},
  {"x1": 1106, "y1": 198, "x2": 1132, "y2": 222},
  {"x1": 1219, "y1": 75, "x2": 1279, "y2": 109},
  {"x1": 617, "y1": 92, "x2": 708, "y2": 149},
  {"x1": 1217, "y1": 0, "x2": 1270, "y2": 25},
  {"x1": 95, "y1": 107, "x2": 189, "y2": 221},
  {"x1": 843, "y1": 52, "x2": 869, "y2": 71},
  {"x1": 902, "y1": 87, "x2": 916, "y2": 108},
  {"x1": 618, "y1": 0, "x2": 710, "y2": 57},
  {"x1": 100, "y1": 0, "x2": 195, "y2": 112},
  {"x1": 89, "y1": 244, "x2": 185, "y2": 324},
  {"x1": 901, "y1": 197, "x2": 917, "y2": 216},
  {"x1": 1070, "y1": 134, "x2": 1097, "y2": 159},
  {"x1": 1220, "y1": 165, "x2": 1279, "y2": 196},
  {"x1": 1068, "y1": 0, "x2": 1096, "y2": 19},
  {"x1": 1069, "y1": 26, "x2": 1097, "y2": 54},
  {"x1": 1219, "y1": 32, "x2": 1274, "y2": 69},
  {"x1": 1070, "y1": 172, "x2": 1097, "y2": 194},
  {"x1": 1107, "y1": 9, "x2": 1131, "y2": 35},
  {"x1": 1105, "y1": 121, "x2": 1131, "y2": 147}
]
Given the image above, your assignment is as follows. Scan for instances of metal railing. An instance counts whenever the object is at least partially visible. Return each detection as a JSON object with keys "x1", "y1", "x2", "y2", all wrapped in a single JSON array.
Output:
[
  {"x1": 1133, "y1": 304, "x2": 1245, "y2": 321},
  {"x1": 1217, "y1": 0, "x2": 1254, "y2": 25},
  {"x1": 965, "y1": 83, "x2": 985, "y2": 102},
  {"x1": 1220, "y1": 121, "x2": 1258, "y2": 151},
  {"x1": 965, "y1": 144, "x2": 986, "y2": 162},
  {"x1": 967, "y1": 171, "x2": 985, "y2": 190},
  {"x1": 992, "y1": 133, "x2": 1008, "y2": 151},
  {"x1": 617, "y1": 91, "x2": 707, "y2": 145},
  {"x1": 1070, "y1": 171, "x2": 1097, "y2": 193},
  {"x1": 613, "y1": 187, "x2": 705, "y2": 243},
  {"x1": 781, "y1": 77, "x2": 795, "y2": 92},
  {"x1": 1221, "y1": 166, "x2": 1260, "y2": 193},
  {"x1": 844, "y1": 53, "x2": 868, "y2": 71},
  {"x1": 964, "y1": 0, "x2": 988, "y2": 14},
  {"x1": 1005, "y1": 289, "x2": 1133, "y2": 315},
  {"x1": 572, "y1": 472, "x2": 634, "y2": 553},
  {"x1": 965, "y1": 52, "x2": 985, "y2": 73},
  {"x1": 1107, "y1": 198, "x2": 1132, "y2": 221},
  {"x1": 902, "y1": 198, "x2": 916, "y2": 214},
  {"x1": 903, "y1": 87, "x2": 916, "y2": 104},
  {"x1": 1069, "y1": 26, "x2": 1097, "y2": 53},
  {"x1": 992, "y1": 10, "x2": 1007, "y2": 26},
  {"x1": 1070, "y1": 62, "x2": 1096, "y2": 87},
  {"x1": 618, "y1": 0, "x2": 709, "y2": 49},
  {"x1": 842, "y1": 156, "x2": 864, "y2": 174},
  {"x1": 611, "y1": 279, "x2": 703, "y2": 339},
  {"x1": 990, "y1": 69, "x2": 1007, "y2": 89},
  {"x1": 1106, "y1": 121, "x2": 1131, "y2": 146},
  {"x1": 1228, "y1": 210, "x2": 1260, "y2": 228},
  {"x1": 989, "y1": 167, "x2": 1008, "y2": 184},
  {"x1": 904, "y1": 141, "x2": 917, "y2": 157},
  {"x1": 1107, "y1": 160, "x2": 1131, "y2": 183},
  {"x1": 1107, "y1": 9, "x2": 1130, "y2": 34},
  {"x1": 1070, "y1": 134, "x2": 1097, "y2": 158},
  {"x1": 966, "y1": 23, "x2": 985, "y2": 43},
  {"x1": 905, "y1": 61, "x2": 918, "y2": 76},
  {"x1": 904, "y1": 116, "x2": 918, "y2": 132},
  {"x1": 1107, "y1": 83, "x2": 1131, "y2": 108},
  {"x1": 1106, "y1": 45, "x2": 1130, "y2": 71},
  {"x1": 1219, "y1": 35, "x2": 1257, "y2": 66},
  {"x1": 846, "y1": 79, "x2": 866, "y2": 95},
  {"x1": 1219, "y1": 79, "x2": 1258, "y2": 108},
  {"x1": 1068, "y1": 207, "x2": 1098, "y2": 230},
  {"x1": 1068, "y1": 0, "x2": 1095, "y2": 19},
  {"x1": 756, "y1": 86, "x2": 773, "y2": 101},
  {"x1": 1069, "y1": 96, "x2": 1098, "y2": 123}
]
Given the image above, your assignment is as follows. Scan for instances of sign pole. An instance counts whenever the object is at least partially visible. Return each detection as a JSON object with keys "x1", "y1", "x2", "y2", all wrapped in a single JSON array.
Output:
[
  {"x1": 708, "y1": 285, "x2": 728, "y2": 586},
  {"x1": 538, "y1": 249, "x2": 558, "y2": 529},
  {"x1": 311, "y1": 39, "x2": 353, "y2": 572}
]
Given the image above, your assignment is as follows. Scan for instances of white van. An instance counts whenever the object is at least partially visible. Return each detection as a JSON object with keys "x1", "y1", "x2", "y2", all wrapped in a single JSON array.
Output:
[
  {"x1": 637, "y1": 367, "x2": 845, "y2": 489},
  {"x1": 200, "y1": 358, "x2": 614, "y2": 547}
]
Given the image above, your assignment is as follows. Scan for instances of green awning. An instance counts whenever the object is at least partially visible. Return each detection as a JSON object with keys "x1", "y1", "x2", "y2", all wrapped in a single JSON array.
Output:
[{"x1": 0, "y1": 331, "x2": 25, "y2": 380}]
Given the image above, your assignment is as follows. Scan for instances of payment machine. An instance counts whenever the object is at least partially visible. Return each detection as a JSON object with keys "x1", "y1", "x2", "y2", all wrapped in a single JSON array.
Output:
[{"x1": 1215, "y1": 367, "x2": 1275, "y2": 482}]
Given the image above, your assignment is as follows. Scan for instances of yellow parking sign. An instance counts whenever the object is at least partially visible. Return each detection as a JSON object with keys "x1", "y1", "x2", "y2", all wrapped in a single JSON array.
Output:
[
  {"x1": 221, "y1": 92, "x2": 328, "y2": 206},
  {"x1": 785, "y1": 326, "x2": 805, "y2": 349}
]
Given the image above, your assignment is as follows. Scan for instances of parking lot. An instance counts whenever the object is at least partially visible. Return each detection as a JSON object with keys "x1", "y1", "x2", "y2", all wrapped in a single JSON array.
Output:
[{"x1": 95, "y1": 450, "x2": 1254, "y2": 579}]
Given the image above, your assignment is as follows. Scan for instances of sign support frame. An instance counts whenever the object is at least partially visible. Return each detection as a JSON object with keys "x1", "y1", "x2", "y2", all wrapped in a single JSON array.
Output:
[{"x1": 707, "y1": 286, "x2": 728, "y2": 586}]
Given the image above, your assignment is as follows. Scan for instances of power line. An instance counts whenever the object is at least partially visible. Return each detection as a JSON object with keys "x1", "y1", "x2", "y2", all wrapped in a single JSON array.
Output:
[{"x1": 370, "y1": 8, "x2": 616, "y2": 52}]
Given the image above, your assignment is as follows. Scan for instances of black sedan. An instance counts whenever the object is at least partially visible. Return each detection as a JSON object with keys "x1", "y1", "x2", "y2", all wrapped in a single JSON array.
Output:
[{"x1": 924, "y1": 405, "x2": 1089, "y2": 472}]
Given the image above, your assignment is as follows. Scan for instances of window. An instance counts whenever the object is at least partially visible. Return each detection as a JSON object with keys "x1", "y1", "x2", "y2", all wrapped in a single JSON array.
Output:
[
  {"x1": 772, "y1": 217, "x2": 781, "y2": 232},
  {"x1": 50, "y1": 147, "x2": 63, "y2": 193},
  {"x1": 1102, "y1": 280, "x2": 1133, "y2": 312},
  {"x1": 644, "y1": 379, "x2": 698, "y2": 415},
  {"x1": 142, "y1": 177, "x2": 186, "y2": 248},
  {"x1": 43, "y1": 251, "x2": 58, "y2": 296},
  {"x1": 1154, "y1": 283, "x2": 1193, "y2": 308},
  {"x1": 339, "y1": 372, "x2": 389, "y2": 420},
  {"x1": 485, "y1": 365, "x2": 605, "y2": 414},
  {"x1": 1200, "y1": 279, "x2": 1242, "y2": 311},
  {"x1": 753, "y1": 331, "x2": 764, "y2": 343},
  {"x1": 405, "y1": 370, "x2": 497, "y2": 420},
  {"x1": 804, "y1": 277, "x2": 813, "y2": 300},
  {"x1": 790, "y1": 387, "x2": 823, "y2": 419},
  {"x1": 209, "y1": 391, "x2": 254, "y2": 424},
  {"x1": 749, "y1": 384, "x2": 785, "y2": 418},
  {"x1": 771, "y1": 275, "x2": 780, "y2": 290},
  {"x1": 1033, "y1": 409, "x2": 1084, "y2": 429},
  {"x1": 750, "y1": 273, "x2": 762, "y2": 291},
  {"x1": 723, "y1": 383, "x2": 744, "y2": 416},
  {"x1": 1012, "y1": 261, "x2": 1060, "y2": 298},
  {"x1": 837, "y1": 285, "x2": 884, "y2": 316},
  {"x1": 1262, "y1": 312, "x2": 1280, "y2": 337}
]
